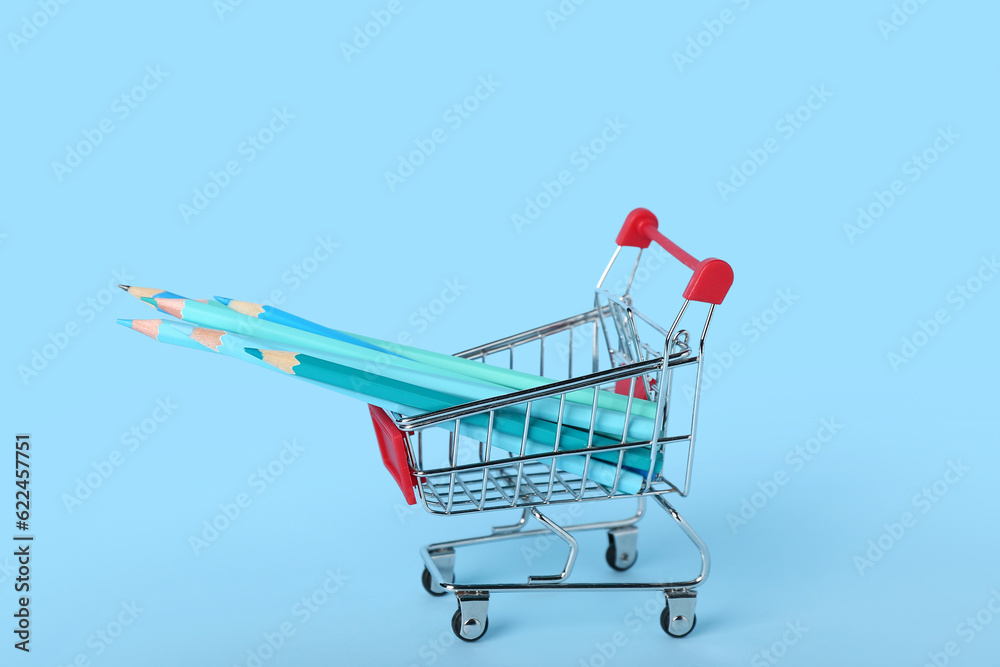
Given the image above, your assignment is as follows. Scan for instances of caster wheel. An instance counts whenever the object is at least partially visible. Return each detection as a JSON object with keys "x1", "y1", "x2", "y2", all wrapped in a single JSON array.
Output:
[
  {"x1": 452, "y1": 608, "x2": 489, "y2": 642},
  {"x1": 605, "y1": 544, "x2": 638, "y2": 571},
  {"x1": 660, "y1": 607, "x2": 696, "y2": 638},
  {"x1": 421, "y1": 568, "x2": 448, "y2": 596}
]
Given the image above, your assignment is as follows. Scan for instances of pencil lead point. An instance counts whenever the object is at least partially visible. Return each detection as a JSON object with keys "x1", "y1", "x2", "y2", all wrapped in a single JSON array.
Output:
[
  {"x1": 116, "y1": 318, "x2": 132, "y2": 327},
  {"x1": 244, "y1": 347, "x2": 263, "y2": 360},
  {"x1": 118, "y1": 284, "x2": 131, "y2": 291},
  {"x1": 214, "y1": 296, "x2": 232, "y2": 305}
]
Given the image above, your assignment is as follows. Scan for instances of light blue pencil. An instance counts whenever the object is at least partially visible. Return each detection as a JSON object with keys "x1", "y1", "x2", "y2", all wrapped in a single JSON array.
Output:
[
  {"x1": 213, "y1": 296, "x2": 408, "y2": 359},
  {"x1": 116, "y1": 318, "x2": 420, "y2": 414}
]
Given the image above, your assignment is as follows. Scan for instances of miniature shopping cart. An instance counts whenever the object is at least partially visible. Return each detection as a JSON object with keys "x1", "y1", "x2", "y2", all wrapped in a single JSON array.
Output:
[{"x1": 368, "y1": 207, "x2": 733, "y2": 641}]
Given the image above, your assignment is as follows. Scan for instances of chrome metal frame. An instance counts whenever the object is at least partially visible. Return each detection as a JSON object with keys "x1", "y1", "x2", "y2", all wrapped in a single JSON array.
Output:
[{"x1": 388, "y1": 241, "x2": 719, "y2": 640}]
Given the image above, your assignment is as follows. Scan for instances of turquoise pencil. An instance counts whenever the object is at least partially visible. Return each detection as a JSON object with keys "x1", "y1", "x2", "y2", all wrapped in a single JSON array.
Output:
[
  {"x1": 248, "y1": 348, "x2": 650, "y2": 494},
  {"x1": 214, "y1": 295, "x2": 407, "y2": 359},
  {"x1": 117, "y1": 318, "x2": 424, "y2": 414},
  {"x1": 205, "y1": 293, "x2": 661, "y2": 424}
]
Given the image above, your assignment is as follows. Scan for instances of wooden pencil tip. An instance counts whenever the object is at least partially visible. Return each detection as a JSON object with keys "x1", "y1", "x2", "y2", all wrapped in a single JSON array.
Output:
[
  {"x1": 224, "y1": 298, "x2": 264, "y2": 318},
  {"x1": 246, "y1": 348, "x2": 300, "y2": 373},
  {"x1": 189, "y1": 327, "x2": 225, "y2": 352},
  {"x1": 130, "y1": 287, "x2": 179, "y2": 301},
  {"x1": 130, "y1": 319, "x2": 163, "y2": 340},
  {"x1": 155, "y1": 298, "x2": 185, "y2": 319}
]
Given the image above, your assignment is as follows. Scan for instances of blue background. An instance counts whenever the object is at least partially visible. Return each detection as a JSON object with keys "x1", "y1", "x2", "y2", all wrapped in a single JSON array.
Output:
[{"x1": 3, "y1": 1, "x2": 999, "y2": 665}]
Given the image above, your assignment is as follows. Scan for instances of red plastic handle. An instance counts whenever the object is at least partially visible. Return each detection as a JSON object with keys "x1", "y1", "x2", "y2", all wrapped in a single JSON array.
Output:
[
  {"x1": 368, "y1": 404, "x2": 417, "y2": 505},
  {"x1": 615, "y1": 208, "x2": 733, "y2": 305}
]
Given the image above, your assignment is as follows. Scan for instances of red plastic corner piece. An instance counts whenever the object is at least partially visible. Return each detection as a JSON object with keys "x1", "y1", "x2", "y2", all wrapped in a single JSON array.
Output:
[
  {"x1": 682, "y1": 258, "x2": 734, "y2": 305},
  {"x1": 615, "y1": 207, "x2": 658, "y2": 248},
  {"x1": 614, "y1": 376, "x2": 653, "y2": 400},
  {"x1": 368, "y1": 404, "x2": 417, "y2": 505}
]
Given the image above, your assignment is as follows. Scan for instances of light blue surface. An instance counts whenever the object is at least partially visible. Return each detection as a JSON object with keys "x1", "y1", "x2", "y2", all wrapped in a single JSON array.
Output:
[{"x1": 3, "y1": 2, "x2": 998, "y2": 665}]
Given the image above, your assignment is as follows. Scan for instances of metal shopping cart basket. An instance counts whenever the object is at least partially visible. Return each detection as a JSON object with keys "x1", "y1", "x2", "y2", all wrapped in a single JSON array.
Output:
[{"x1": 368, "y1": 207, "x2": 733, "y2": 641}]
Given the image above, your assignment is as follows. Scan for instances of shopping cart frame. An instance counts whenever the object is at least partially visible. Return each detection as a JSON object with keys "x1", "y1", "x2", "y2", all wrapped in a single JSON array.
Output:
[{"x1": 369, "y1": 208, "x2": 733, "y2": 641}]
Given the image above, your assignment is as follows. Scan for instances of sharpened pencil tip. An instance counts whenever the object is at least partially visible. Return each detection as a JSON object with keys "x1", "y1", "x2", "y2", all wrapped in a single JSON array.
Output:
[
  {"x1": 118, "y1": 284, "x2": 131, "y2": 291},
  {"x1": 214, "y1": 296, "x2": 232, "y2": 306},
  {"x1": 116, "y1": 318, "x2": 132, "y2": 328},
  {"x1": 244, "y1": 347, "x2": 263, "y2": 359}
]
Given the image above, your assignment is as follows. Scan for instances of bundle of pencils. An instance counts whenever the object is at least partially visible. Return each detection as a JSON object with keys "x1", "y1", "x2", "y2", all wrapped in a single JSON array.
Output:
[{"x1": 117, "y1": 286, "x2": 662, "y2": 493}]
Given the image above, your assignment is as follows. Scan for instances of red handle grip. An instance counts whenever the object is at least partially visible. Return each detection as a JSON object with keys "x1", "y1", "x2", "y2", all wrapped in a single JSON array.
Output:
[
  {"x1": 615, "y1": 208, "x2": 733, "y2": 305},
  {"x1": 369, "y1": 404, "x2": 417, "y2": 505}
]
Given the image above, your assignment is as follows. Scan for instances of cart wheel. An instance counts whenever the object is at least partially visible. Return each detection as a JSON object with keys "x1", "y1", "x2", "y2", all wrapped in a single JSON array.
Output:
[
  {"x1": 660, "y1": 606, "x2": 697, "y2": 638},
  {"x1": 451, "y1": 608, "x2": 489, "y2": 642},
  {"x1": 421, "y1": 568, "x2": 449, "y2": 596},
  {"x1": 605, "y1": 544, "x2": 638, "y2": 571}
]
